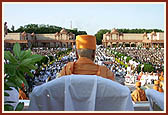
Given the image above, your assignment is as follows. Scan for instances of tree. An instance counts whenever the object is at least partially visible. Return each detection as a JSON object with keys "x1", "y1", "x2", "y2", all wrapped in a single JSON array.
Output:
[
  {"x1": 4, "y1": 43, "x2": 42, "y2": 111},
  {"x1": 126, "y1": 56, "x2": 132, "y2": 63},
  {"x1": 143, "y1": 64, "x2": 154, "y2": 73},
  {"x1": 14, "y1": 24, "x2": 87, "y2": 35},
  {"x1": 95, "y1": 29, "x2": 110, "y2": 45},
  {"x1": 11, "y1": 25, "x2": 15, "y2": 32}
]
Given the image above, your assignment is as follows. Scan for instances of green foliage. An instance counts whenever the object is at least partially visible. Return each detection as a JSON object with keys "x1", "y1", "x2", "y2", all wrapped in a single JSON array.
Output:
[
  {"x1": 4, "y1": 42, "x2": 42, "y2": 111},
  {"x1": 4, "y1": 102, "x2": 24, "y2": 111},
  {"x1": 48, "y1": 55, "x2": 54, "y2": 62},
  {"x1": 4, "y1": 104, "x2": 14, "y2": 111},
  {"x1": 143, "y1": 63, "x2": 154, "y2": 73},
  {"x1": 11, "y1": 25, "x2": 15, "y2": 32},
  {"x1": 9, "y1": 24, "x2": 164, "y2": 35},
  {"x1": 117, "y1": 28, "x2": 164, "y2": 33},
  {"x1": 115, "y1": 52, "x2": 125, "y2": 58},
  {"x1": 125, "y1": 64, "x2": 128, "y2": 68},
  {"x1": 146, "y1": 47, "x2": 149, "y2": 50},
  {"x1": 4, "y1": 92, "x2": 10, "y2": 96},
  {"x1": 125, "y1": 44, "x2": 130, "y2": 47},
  {"x1": 137, "y1": 64, "x2": 142, "y2": 73},
  {"x1": 15, "y1": 102, "x2": 24, "y2": 111},
  {"x1": 120, "y1": 61, "x2": 124, "y2": 65},
  {"x1": 36, "y1": 56, "x2": 49, "y2": 66},
  {"x1": 15, "y1": 24, "x2": 62, "y2": 34},
  {"x1": 131, "y1": 44, "x2": 136, "y2": 47},
  {"x1": 126, "y1": 56, "x2": 132, "y2": 63},
  {"x1": 9, "y1": 24, "x2": 87, "y2": 35},
  {"x1": 67, "y1": 48, "x2": 72, "y2": 52},
  {"x1": 95, "y1": 29, "x2": 110, "y2": 45}
]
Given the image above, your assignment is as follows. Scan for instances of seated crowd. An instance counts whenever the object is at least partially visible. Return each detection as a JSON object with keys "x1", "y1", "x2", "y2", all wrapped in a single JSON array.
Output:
[
  {"x1": 115, "y1": 48, "x2": 164, "y2": 72},
  {"x1": 6, "y1": 35, "x2": 164, "y2": 110}
]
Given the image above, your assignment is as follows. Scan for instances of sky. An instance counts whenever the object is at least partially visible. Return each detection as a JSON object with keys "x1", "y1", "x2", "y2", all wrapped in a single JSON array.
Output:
[{"x1": 3, "y1": 2, "x2": 165, "y2": 35}]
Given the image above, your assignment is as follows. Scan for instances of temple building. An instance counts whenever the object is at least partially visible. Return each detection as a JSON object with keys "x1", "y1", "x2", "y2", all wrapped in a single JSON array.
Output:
[
  {"x1": 4, "y1": 28, "x2": 75, "y2": 49},
  {"x1": 102, "y1": 28, "x2": 164, "y2": 48},
  {"x1": 4, "y1": 28, "x2": 164, "y2": 49}
]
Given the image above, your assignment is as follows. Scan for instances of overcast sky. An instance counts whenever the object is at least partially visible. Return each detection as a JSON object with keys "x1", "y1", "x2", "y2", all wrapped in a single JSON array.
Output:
[{"x1": 3, "y1": 2, "x2": 165, "y2": 35}]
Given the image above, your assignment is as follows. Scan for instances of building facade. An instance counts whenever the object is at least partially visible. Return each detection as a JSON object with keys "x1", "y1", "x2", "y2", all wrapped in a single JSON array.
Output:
[
  {"x1": 4, "y1": 28, "x2": 164, "y2": 49},
  {"x1": 4, "y1": 28, "x2": 75, "y2": 49},
  {"x1": 102, "y1": 28, "x2": 164, "y2": 48}
]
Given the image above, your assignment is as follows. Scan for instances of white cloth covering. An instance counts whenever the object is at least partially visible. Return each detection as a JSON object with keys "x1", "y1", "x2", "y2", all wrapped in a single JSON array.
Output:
[
  {"x1": 28, "y1": 75, "x2": 134, "y2": 111},
  {"x1": 145, "y1": 89, "x2": 164, "y2": 111}
]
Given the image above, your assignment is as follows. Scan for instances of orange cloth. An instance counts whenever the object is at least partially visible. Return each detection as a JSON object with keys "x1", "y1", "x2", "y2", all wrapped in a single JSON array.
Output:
[
  {"x1": 136, "y1": 82, "x2": 141, "y2": 87},
  {"x1": 131, "y1": 88, "x2": 147, "y2": 102},
  {"x1": 158, "y1": 87, "x2": 164, "y2": 92},
  {"x1": 76, "y1": 35, "x2": 96, "y2": 50},
  {"x1": 59, "y1": 57, "x2": 115, "y2": 81},
  {"x1": 153, "y1": 85, "x2": 164, "y2": 92},
  {"x1": 19, "y1": 89, "x2": 28, "y2": 100},
  {"x1": 154, "y1": 80, "x2": 160, "y2": 85},
  {"x1": 159, "y1": 75, "x2": 164, "y2": 81},
  {"x1": 153, "y1": 85, "x2": 159, "y2": 91}
]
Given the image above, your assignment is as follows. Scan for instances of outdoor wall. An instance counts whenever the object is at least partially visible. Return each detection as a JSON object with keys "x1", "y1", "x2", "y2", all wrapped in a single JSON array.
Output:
[
  {"x1": 36, "y1": 34, "x2": 55, "y2": 40},
  {"x1": 4, "y1": 33, "x2": 21, "y2": 40},
  {"x1": 157, "y1": 32, "x2": 164, "y2": 40},
  {"x1": 6, "y1": 32, "x2": 164, "y2": 42},
  {"x1": 4, "y1": 33, "x2": 75, "y2": 41},
  {"x1": 103, "y1": 32, "x2": 164, "y2": 41},
  {"x1": 122, "y1": 33, "x2": 144, "y2": 40}
]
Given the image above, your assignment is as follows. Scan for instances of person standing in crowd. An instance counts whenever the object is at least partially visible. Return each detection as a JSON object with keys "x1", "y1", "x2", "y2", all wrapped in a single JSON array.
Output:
[
  {"x1": 4, "y1": 22, "x2": 8, "y2": 37},
  {"x1": 131, "y1": 81, "x2": 147, "y2": 102},
  {"x1": 58, "y1": 35, "x2": 115, "y2": 81}
]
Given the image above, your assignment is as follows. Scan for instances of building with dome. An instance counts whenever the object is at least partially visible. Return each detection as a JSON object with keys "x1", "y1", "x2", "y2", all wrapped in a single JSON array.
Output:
[{"x1": 102, "y1": 28, "x2": 164, "y2": 48}]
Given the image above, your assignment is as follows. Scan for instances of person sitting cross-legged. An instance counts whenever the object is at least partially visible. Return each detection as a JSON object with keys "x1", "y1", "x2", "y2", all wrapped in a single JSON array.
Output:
[{"x1": 131, "y1": 81, "x2": 147, "y2": 102}]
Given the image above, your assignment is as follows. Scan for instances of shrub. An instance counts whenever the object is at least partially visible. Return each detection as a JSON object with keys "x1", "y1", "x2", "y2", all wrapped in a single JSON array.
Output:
[
  {"x1": 143, "y1": 63, "x2": 154, "y2": 73},
  {"x1": 117, "y1": 59, "x2": 120, "y2": 63},
  {"x1": 137, "y1": 64, "x2": 142, "y2": 73},
  {"x1": 125, "y1": 64, "x2": 128, "y2": 68},
  {"x1": 48, "y1": 55, "x2": 54, "y2": 62},
  {"x1": 120, "y1": 61, "x2": 124, "y2": 65},
  {"x1": 4, "y1": 43, "x2": 42, "y2": 111},
  {"x1": 37, "y1": 56, "x2": 49, "y2": 65},
  {"x1": 126, "y1": 56, "x2": 132, "y2": 63}
]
